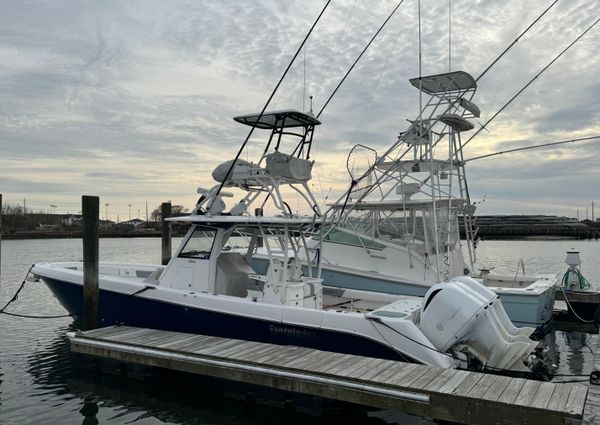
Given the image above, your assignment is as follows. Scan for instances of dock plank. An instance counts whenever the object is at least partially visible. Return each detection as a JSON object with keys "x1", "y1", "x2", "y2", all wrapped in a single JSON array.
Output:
[
  {"x1": 102, "y1": 327, "x2": 155, "y2": 342},
  {"x1": 410, "y1": 368, "x2": 447, "y2": 391},
  {"x1": 194, "y1": 338, "x2": 247, "y2": 356},
  {"x1": 530, "y1": 382, "x2": 557, "y2": 410},
  {"x1": 354, "y1": 359, "x2": 394, "y2": 381},
  {"x1": 83, "y1": 325, "x2": 137, "y2": 339},
  {"x1": 481, "y1": 375, "x2": 512, "y2": 402},
  {"x1": 155, "y1": 334, "x2": 213, "y2": 352},
  {"x1": 423, "y1": 369, "x2": 458, "y2": 392},
  {"x1": 304, "y1": 352, "x2": 350, "y2": 373},
  {"x1": 270, "y1": 348, "x2": 323, "y2": 368},
  {"x1": 466, "y1": 373, "x2": 499, "y2": 399},
  {"x1": 312, "y1": 354, "x2": 357, "y2": 375},
  {"x1": 335, "y1": 357, "x2": 376, "y2": 378},
  {"x1": 547, "y1": 382, "x2": 572, "y2": 413},
  {"x1": 155, "y1": 334, "x2": 218, "y2": 349},
  {"x1": 209, "y1": 340, "x2": 263, "y2": 359},
  {"x1": 513, "y1": 380, "x2": 542, "y2": 407},
  {"x1": 497, "y1": 378, "x2": 527, "y2": 405},
  {"x1": 375, "y1": 362, "x2": 417, "y2": 385},
  {"x1": 436, "y1": 370, "x2": 470, "y2": 394},
  {"x1": 566, "y1": 384, "x2": 588, "y2": 415},
  {"x1": 221, "y1": 340, "x2": 273, "y2": 358},
  {"x1": 450, "y1": 371, "x2": 484, "y2": 396}
]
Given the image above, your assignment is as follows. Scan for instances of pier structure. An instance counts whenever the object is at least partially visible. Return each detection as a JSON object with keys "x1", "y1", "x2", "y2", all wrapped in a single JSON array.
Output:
[
  {"x1": 583, "y1": 328, "x2": 600, "y2": 424},
  {"x1": 68, "y1": 325, "x2": 587, "y2": 425}
]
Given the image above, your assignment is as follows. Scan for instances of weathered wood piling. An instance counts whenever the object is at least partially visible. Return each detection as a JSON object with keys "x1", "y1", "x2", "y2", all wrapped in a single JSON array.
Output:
[
  {"x1": 82, "y1": 195, "x2": 99, "y2": 330},
  {"x1": 161, "y1": 202, "x2": 172, "y2": 265}
]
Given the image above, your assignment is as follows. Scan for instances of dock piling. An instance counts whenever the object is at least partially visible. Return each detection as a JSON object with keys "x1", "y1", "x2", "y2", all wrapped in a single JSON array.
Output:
[
  {"x1": 161, "y1": 202, "x2": 172, "y2": 266},
  {"x1": 0, "y1": 194, "x2": 2, "y2": 294},
  {"x1": 82, "y1": 195, "x2": 99, "y2": 330}
]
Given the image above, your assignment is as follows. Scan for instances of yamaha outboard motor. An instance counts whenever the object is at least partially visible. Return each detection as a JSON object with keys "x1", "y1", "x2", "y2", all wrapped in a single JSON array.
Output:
[{"x1": 418, "y1": 276, "x2": 539, "y2": 372}]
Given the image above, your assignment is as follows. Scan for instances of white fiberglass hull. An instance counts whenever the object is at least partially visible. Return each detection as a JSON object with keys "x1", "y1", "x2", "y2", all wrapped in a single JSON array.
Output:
[{"x1": 32, "y1": 261, "x2": 455, "y2": 369}]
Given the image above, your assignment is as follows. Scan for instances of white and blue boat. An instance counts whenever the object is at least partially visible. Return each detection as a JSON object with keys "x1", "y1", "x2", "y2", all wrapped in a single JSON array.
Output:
[
  {"x1": 251, "y1": 71, "x2": 556, "y2": 329},
  {"x1": 33, "y1": 109, "x2": 541, "y2": 373}
]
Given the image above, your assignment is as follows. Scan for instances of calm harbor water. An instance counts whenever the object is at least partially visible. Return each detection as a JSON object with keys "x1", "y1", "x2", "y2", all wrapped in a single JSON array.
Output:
[{"x1": 1, "y1": 238, "x2": 599, "y2": 424}]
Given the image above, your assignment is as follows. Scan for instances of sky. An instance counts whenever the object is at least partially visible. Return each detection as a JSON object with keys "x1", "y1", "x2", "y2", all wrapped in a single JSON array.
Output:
[{"x1": 0, "y1": 0, "x2": 598, "y2": 221}]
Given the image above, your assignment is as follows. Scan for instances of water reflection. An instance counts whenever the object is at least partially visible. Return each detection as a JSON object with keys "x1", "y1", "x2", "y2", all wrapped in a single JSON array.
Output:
[
  {"x1": 79, "y1": 399, "x2": 98, "y2": 425},
  {"x1": 563, "y1": 332, "x2": 593, "y2": 376}
]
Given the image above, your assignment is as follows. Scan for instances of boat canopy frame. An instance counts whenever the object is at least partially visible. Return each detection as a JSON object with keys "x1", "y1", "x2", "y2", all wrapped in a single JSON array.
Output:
[{"x1": 234, "y1": 109, "x2": 321, "y2": 161}]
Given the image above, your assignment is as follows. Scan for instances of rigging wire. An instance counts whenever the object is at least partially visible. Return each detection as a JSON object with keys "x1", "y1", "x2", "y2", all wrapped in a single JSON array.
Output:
[
  {"x1": 211, "y1": 0, "x2": 332, "y2": 203},
  {"x1": 463, "y1": 16, "x2": 600, "y2": 150},
  {"x1": 475, "y1": 0, "x2": 558, "y2": 83},
  {"x1": 463, "y1": 135, "x2": 600, "y2": 162},
  {"x1": 448, "y1": 0, "x2": 451, "y2": 72},
  {"x1": 316, "y1": 0, "x2": 406, "y2": 119}
]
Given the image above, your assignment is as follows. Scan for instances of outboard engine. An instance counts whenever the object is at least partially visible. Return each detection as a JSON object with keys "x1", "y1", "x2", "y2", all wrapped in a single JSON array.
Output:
[{"x1": 418, "y1": 276, "x2": 539, "y2": 372}]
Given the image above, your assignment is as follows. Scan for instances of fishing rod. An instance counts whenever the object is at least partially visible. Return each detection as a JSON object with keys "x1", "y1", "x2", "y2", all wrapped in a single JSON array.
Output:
[
  {"x1": 462, "y1": 16, "x2": 600, "y2": 150},
  {"x1": 211, "y1": 0, "x2": 331, "y2": 204},
  {"x1": 317, "y1": 0, "x2": 406, "y2": 119},
  {"x1": 464, "y1": 135, "x2": 600, "y2": 163}
]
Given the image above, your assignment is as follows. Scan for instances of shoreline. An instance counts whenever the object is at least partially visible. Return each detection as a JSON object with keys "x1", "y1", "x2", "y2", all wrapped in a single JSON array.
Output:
[
  {"x1": 1, "y1": 231, "x2": 188, "y2": 240},
  {"x1": 1, "y1": 231, "x2": 598, "y2": 242}
]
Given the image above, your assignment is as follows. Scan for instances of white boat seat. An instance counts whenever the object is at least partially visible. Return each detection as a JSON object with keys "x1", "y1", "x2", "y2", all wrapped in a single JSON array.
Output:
[
  {"x1": 215, "y1": 252, "x2": 255, "y2": 297},
  {"x1": 437, "y1": 114, "x2": 474, "y2": 132},
  {"x1": 266, "y1": 151, "x2": 313, "y2": 182}
]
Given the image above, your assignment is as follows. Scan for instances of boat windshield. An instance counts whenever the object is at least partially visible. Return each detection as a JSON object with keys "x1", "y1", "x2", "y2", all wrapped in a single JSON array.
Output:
[{"x1": 179, "y1": 226, "x2": 216, "y2": 259}]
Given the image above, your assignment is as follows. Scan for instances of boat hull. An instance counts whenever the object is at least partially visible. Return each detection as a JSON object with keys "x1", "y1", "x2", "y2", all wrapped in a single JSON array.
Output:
[{"x1": 40, "y1": 276, "x2": 412, "y2": 362}]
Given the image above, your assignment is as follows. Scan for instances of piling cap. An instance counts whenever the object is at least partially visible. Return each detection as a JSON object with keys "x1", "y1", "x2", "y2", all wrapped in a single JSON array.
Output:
[{"x1": 565, "y1": 250, "x2": 581, "y2": 267}]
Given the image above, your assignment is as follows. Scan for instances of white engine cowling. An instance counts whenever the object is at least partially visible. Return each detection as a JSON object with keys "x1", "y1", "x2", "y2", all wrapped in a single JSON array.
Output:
[{"x1": 419, "y1": 276, "x2": 539, "y2": 371}]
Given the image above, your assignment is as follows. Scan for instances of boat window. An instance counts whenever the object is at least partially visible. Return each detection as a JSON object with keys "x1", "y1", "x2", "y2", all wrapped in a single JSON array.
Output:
[
  {"x1": 324, "y1": 228, "x2": 385, "y2": 250},
  {"x1": 179, "y1": 226, "x2": 216, "y2": 259}
]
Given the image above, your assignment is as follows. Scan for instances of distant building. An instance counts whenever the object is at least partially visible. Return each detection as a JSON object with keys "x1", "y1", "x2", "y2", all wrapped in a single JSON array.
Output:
[
  {"x1": 99, "y1": 220, "x2": 114, "y2": 229},
  {"x1": 62, "y1": 214, "x2": 82, "y2": 226},
  {"x1": 121, "y1": 219, "x2": 145, "y2": 227}
]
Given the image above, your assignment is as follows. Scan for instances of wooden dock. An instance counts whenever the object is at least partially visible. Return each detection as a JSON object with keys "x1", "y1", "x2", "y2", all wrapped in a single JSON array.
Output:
[
  {"x1": 584, "y1": 329, "x2": 600, "y2": 424},
  {"x1": 68, "y1": 325, "x2": 587, "y2": 425},
  {"x1": 556, "y1": 289, "x2": 600, "y2": 305}
]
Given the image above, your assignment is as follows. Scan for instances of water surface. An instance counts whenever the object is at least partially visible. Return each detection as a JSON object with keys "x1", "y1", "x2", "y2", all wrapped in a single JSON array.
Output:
[{"x1": 1, "y1": 238, "x2": 599, "y2": 424}]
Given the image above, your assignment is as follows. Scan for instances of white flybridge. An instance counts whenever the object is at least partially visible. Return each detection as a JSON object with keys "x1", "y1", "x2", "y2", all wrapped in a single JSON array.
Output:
[
  {"x1": 32, "y1": 108, "x2": 544, "y2": 373},
  {"x1": 305, "y1": 71, "x2": 557, "y2": 328}
]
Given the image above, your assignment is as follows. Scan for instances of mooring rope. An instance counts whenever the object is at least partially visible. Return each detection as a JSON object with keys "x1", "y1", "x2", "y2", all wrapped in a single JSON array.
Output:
[{"x1": 0, "y1": 265, "x2": 76, "y2": 319}]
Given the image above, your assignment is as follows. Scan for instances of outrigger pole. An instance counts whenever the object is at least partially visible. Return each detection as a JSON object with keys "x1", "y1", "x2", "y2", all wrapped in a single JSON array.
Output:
[
  {"x1": 317, "y1": 0, "x2": 406, "y2": 119},
  {"x1": 475, "y1": 0, "x2": 558, "y2": 83},
  {"x1": 464, "y1": 135, "x2": 600, "y2": 163},
  {"x1": 462, "y1": 16, "x2": 600, "y2": 150},
  {"x1": 211, "y1": 0, "x2": 331, "y2": 204}
]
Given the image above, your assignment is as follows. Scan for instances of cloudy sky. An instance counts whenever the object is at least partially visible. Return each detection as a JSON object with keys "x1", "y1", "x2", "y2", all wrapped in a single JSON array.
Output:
[{"x1": 1, "y1": 0, "x2": 598, "y2": 220}]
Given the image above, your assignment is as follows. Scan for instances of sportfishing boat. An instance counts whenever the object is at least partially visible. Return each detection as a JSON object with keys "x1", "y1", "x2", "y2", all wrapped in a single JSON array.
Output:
[
  {"x1": 33, "y1": 109, "x2": 542, "y2": 373},
  {"x1": 291, "y1": 71, "x2": 556, "y2": 328}
]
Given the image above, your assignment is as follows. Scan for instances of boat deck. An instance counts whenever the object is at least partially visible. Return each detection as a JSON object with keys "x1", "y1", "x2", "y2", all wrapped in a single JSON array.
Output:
[{"x1": 69, "y1": 325, "x2": 587, "y2": 425}]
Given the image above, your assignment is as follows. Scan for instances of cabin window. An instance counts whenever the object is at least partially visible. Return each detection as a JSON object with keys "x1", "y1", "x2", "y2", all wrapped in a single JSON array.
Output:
[
  {"x1": 179, "y1": 226, "x2": 216, "y2": 259},
  {"x1": 323, "y1": 228, "x2": 385, "y2": 250}
]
